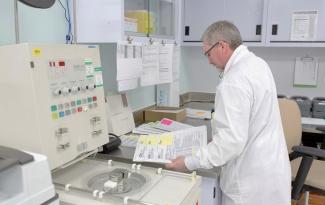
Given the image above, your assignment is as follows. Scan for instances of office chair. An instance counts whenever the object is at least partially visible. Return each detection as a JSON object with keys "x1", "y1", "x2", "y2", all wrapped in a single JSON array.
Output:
[{"x1": 278, "y1": 98, "x2": 325, "y2": 204}]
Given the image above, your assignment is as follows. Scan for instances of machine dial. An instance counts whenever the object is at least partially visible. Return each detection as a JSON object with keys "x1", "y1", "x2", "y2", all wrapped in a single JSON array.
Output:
[
  {"x1": 53, "y1": 88, "x2": 62, "y2": 96},
  {"x1": 62, "y1": 87, "x2": 70, "y2": 95}
]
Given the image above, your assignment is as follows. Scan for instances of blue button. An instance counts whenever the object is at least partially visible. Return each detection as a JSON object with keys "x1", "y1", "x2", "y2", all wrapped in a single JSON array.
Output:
[{"x1": 59, "y1": 111, "x2": 65, "y2": 118}]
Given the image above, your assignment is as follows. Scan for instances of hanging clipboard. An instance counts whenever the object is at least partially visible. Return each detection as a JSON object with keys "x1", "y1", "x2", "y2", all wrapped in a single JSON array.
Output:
[{"x1": 293, "y1": 56, "x2": 318, "y2": 87}]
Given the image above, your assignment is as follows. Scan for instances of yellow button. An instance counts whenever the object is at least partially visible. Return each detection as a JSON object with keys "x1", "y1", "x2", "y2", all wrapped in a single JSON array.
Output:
[{"x1": 52, "y1": 113, "x2": 58, "y2": 120}]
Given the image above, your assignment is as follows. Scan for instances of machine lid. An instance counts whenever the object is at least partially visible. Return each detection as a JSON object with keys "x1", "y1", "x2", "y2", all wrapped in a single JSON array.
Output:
[
  {"x1": 0, "y1": 146, "x2": 34, "y2": 172},
  {"x1": 18, "y1": 0, "x2": 56, "y2": 9}
]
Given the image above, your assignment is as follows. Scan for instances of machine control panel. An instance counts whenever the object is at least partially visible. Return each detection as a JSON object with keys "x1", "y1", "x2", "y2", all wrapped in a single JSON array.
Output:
[{"x1": 0, "y1": 44, "x2": 109, "y2": 170}]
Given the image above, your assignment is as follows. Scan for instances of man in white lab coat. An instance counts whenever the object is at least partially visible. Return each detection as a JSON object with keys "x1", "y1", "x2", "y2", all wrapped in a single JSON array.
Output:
[{"x1": 166, "y1": 21, "x2": 291, "y2": 205}]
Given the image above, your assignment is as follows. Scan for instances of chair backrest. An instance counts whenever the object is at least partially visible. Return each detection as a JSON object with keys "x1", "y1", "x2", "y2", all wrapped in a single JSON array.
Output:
[{"x1": 278, "y1": 98, "x2": 302, "y2": 152}]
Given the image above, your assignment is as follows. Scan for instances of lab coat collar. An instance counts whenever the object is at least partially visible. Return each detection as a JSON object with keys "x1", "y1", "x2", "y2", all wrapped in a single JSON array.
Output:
[{"x1": 223, "y1": 45, "x2": 249, "y2": 77}]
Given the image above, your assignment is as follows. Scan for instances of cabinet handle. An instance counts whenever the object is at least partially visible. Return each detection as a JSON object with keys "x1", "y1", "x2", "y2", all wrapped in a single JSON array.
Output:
[
  {"x1": 272, "y1": 24, "x2": 278, "y2": 35},
  {"x1": 255, "y1": 25, "x2": 262, "y2": 35},
  {"x1": 185, "y1": 26, "x2": 190, "y2": 36}
]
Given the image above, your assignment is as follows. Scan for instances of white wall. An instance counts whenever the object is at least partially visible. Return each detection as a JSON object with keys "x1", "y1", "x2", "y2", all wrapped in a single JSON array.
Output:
[{"x1": 181, "y1": 46, "x2": 325, "y2": 99}]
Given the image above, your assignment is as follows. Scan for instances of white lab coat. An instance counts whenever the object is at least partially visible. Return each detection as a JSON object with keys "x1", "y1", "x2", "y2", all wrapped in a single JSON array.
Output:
[{"x1": 185, "y1": 45, "x2": 291, "y2": 205}]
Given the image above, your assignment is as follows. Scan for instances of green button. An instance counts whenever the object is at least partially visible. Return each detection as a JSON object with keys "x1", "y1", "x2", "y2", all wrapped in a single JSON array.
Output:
[
  {"x1": 51, "y1": 105, "x2": 57, "y2": 112},
  {"x1": 77, "y1": 100, "x2": 82, "y2": 105},
  {"x1": 88, "y1": 97, "x2": 92, "y2": 103}
]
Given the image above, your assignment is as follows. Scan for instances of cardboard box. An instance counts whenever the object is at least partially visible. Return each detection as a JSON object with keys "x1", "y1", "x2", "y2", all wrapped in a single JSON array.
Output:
[{"x1": 145, "y1": 107, "x2": 186, "y2": 122}]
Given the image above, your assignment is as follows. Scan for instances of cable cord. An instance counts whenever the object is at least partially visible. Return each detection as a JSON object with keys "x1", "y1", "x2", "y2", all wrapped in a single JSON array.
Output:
[
  {"x1": 57, "y1": 0, "x2": 72, "y2": 44},
  {"x1": 109, "y1": 133, "x2": 120, "y2": 139}
]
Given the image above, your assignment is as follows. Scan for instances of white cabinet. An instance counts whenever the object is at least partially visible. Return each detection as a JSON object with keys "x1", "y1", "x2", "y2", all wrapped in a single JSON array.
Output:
[
  {"x1": 74, "y1": 0, "x2": 176, "y2": 43},
  {"x1": 182, "y1": 0, "x2": 325, "y2": 47},
  {"x1": 182, "y1": 0, "x2": 265, "y2": 44},
  {"x1": 224, "y1": 0, "x2": 265, "y2": 43},
  {"x1": 266, "y1": 0, "x2": 325, "y2": 47},
  {"x1": 183, "y1": 0, "x2": 224, "y2": 42}
]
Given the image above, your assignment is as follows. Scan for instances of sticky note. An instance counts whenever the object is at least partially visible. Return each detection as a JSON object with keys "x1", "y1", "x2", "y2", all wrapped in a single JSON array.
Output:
[
  {"x1": 196, "y1": 111, "x2": 205, "y2": 116},
  {"x1": 161, "y1": 118, "x2": 173, "y2": 125}
]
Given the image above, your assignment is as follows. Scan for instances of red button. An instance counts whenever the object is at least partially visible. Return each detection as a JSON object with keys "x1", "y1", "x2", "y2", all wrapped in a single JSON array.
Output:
[
  {"x1": 93, "y1": 96, "x2": 97, "y2": 101},
  {"x1": 59, "y1": 61, "x2": 65, "y2": 67},
  {"x1": 77, "y1": 107, "x2": 82, "y2": 112}
]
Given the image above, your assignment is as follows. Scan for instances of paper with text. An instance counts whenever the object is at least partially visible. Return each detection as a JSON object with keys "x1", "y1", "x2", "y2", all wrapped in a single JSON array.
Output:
[
  {"x1": 141, "y1": 44, "x2": 160, "y2": 86},
  {"x1": 116, "y1": 41, "x2": 143, "y2": 91},
  {"x1": 291, "y1": 11, "x2": 318, "y2": 41},
  {"x1": 158, "y1": 43, "x2": 173, "y2": 84},
  {"x1": 294, "y1": 56, "x2": 318, "y2": 87},
  {"x1": 133, "y1": 126, "x2": 207, "y2": 163}
]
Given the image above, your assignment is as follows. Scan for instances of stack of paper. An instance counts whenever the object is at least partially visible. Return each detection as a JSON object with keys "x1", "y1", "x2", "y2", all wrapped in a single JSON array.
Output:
[
  {"x1": 133, "y1": 126, "x2": 207, "y2": 163},
  {"x1": 151, "y1": 118, "x2": 192, "y2": 132},
  {"x1": 132, "y1": 122, "x2": 167, "y2": 135},
  {"x1": 132, "y1": 118, "x2": 192, "y2": 135}
]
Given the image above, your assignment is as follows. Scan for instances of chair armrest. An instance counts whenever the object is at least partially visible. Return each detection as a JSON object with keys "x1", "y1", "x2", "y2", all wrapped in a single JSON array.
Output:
[
  {"x1": 289, "y1": 151, "x2": 302, "y2": 161},
  {"x1": 292, "y1": 145, "x2": 325, "y2": 159}
]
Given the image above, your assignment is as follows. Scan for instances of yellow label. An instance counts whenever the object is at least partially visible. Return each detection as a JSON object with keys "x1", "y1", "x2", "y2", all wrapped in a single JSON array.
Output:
[
  {"x1": 147, "y1": 135, "x2": 158, "y2": 145},
  {"x1": 159, "y1": 134, "x2": 173, "y2": 145},
  {"x1": 32, "y1": 48, "x2": 41, "y2": 57},
  {"x1": 51, "y1": 113, "x2": 58, "y2": 120},
  {"x1": 139, "y1": 135, "x2": 148, "y2": 145}
]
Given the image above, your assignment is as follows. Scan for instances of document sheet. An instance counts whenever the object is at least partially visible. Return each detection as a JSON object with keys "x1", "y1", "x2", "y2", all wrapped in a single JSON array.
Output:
[
  {"x1": 294, "y1": 56, "x2": 318, "y2": 87},
  {"x1": 116, "y1": 41, "x2": 143, "y2": 91},
  {"x1": 133, "y1": 126, "x2": 207, "y2": 163},
  {"x1": 141, "y1": 44, "x2": 160, "y2": 86}
]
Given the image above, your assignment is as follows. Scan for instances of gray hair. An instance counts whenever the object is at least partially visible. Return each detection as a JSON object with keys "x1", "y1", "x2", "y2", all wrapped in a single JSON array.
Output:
[{"x1": 201, "y1": 20, "x2": 242, "y2": 50}]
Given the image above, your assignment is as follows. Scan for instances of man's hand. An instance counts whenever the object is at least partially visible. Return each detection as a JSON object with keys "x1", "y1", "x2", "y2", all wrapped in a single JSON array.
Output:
[{"x1": 165, "y1": 156, "x2": 189, "y2": 172}]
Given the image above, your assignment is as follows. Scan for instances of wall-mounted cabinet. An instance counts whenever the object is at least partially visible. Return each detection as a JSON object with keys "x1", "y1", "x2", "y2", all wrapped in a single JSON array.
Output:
[
  {"x1": 74, "y1": 0, "x2": 175, "y2": 43},
  {"x1": 182, "y1": 0, "x2": 265, "y2": 45},
  {"x1": 182, "y1": 0, "x2": 325, "y2": 47},
  {"x1": 266, "y1": 0, "x2": 325, "y2": 47}
]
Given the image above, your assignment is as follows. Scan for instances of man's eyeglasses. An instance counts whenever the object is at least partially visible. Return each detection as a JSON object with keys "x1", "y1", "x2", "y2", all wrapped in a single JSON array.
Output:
[{"x1": 204, "y1": 41, "x2": 221, "y2": 57}]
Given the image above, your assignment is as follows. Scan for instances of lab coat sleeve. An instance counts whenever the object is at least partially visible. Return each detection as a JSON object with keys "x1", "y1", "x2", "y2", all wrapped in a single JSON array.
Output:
[{"x1": 185, "y1": 83, "x2": 252, "y2": 170}]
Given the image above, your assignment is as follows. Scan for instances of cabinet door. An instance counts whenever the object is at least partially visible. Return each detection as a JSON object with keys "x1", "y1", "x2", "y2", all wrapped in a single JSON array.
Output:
[
  {"x1": 183, "y1": 0, "x2": 224, "y2": 42},
  {"x1": 149, "y1": 0, "x2": 175, "y2": 38},
  {"x1": 267, "y1": 0, "x2": 325, "y2": 43},
  {"x1": 125, "y1": 0, "x2": 149, "y2": 36},
  {"x1": 224, "y1": 0, "x2": 264, "y2": 42}
]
